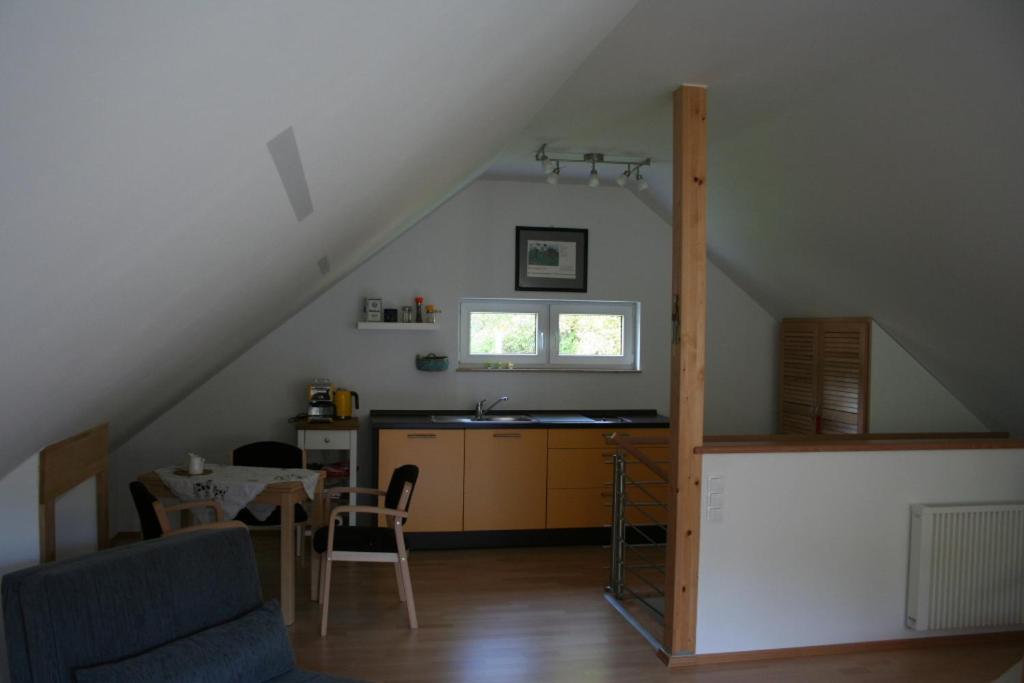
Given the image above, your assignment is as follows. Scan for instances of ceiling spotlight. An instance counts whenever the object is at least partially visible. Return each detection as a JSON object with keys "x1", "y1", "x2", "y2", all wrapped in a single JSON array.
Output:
[
  {"x1": 588, "y1": 161, "x2": 600, "y2": 188},
  {"x1": 546, "y1": 162, "x2": 560, "y2": 185},
  {"x1": 635, "y1": 169, "x2": 649, "y2": 192},
  {"x1": 615, "y1": 166, "x2": 631, "y2": 187}
]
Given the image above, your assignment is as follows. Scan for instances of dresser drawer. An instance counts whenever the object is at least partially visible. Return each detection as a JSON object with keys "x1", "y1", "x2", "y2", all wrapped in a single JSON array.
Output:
[{"x1": 300, "y1": 430, "x2": 355, "y2": 450}]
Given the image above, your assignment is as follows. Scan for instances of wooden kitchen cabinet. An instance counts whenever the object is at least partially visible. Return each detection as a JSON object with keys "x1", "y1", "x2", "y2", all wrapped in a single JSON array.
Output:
[
  {"x1": 779, "y1": 318, "x2": 871, "y2": 435},
  {"x1": 378, "y1": 429, "x2": 464, "y2": 532},
  {"x1": 463, "y1": 429, "x2": 547, "y2": 531}
]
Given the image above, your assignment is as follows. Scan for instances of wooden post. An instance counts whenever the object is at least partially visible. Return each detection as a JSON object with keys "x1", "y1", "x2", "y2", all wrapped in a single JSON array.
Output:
[{"x1": 665, "y1": 84, "x2": 707, "y2": 657}]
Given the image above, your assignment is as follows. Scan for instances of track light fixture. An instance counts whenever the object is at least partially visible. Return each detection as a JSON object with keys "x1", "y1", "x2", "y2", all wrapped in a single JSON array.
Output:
[{"x1": 535, "y1": 144, "x2": 651, "y2": 191}]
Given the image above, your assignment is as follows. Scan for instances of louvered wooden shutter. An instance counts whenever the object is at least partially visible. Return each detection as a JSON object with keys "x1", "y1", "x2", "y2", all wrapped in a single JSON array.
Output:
[
  {"x1": 779, "y1": 319, "x2": 871, "y2": 435},
  {"x1": 779, "y1": 321, "x2": 819, "y2": 434},
  {"x1": 819, "y1": 320, "x2": 870, "y2": 434}
]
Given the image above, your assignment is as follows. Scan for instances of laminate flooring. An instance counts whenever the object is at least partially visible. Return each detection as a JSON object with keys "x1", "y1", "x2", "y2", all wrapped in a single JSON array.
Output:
[{"x1": 245, "y1": 535, "x2": 1024, "y2": 683}]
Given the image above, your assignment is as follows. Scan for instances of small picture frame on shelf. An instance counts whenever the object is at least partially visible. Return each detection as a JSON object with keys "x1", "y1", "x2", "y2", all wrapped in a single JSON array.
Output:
[{"x1": 364, "y1": 298, "x2": 383, "y2": 313}]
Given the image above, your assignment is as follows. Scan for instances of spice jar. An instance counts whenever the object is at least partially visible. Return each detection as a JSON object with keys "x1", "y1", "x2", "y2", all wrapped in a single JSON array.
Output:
[{"x1": 414, "y1": 296, "x2": 424, "y2": 323}]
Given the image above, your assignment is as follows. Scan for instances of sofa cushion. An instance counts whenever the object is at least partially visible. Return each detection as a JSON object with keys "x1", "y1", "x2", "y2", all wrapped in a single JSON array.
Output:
[
  {"x1": 74, "y1": 600, "x2": 293, "y2": 683},
  {"x1": 3, "y1": 527, "x2": 262, "y2": 682}
]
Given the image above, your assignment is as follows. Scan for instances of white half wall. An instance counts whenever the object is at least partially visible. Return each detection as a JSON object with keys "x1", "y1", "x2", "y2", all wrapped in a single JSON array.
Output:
[
  {"x1": 870, "y1": 323, "x2": 986, "y2": 433},
  {"x1": 696, "y1": 448, "x2": 1024, "y2": 654},
  {"x1": 0, "y1": 454, "x2": 41, "y2": 682},
  {"x1": 110, "y1": 179, "x2": 778, "y2": 532}
]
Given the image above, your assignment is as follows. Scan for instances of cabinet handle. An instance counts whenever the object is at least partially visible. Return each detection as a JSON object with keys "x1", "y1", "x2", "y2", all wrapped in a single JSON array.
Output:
[
  {"x1": 493, "y1": 433, "x2": 522, "y2": 438},
  {"x1": 406, "y1": 433, "x2": 437, "y2": 439},
  {"x1": 323, "y1": 437, "x2": 331, "y2": 444}
]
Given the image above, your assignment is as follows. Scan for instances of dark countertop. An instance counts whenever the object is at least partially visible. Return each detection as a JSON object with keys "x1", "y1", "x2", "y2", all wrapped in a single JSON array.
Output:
[{"x1": 370, "y1": 409, "x2": 669, "y2": 430}]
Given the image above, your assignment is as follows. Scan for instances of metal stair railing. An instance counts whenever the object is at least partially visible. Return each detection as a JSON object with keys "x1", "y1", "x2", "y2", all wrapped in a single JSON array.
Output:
[{"x1": 605, "y1": 433, "x2": 670, "y2": 629}]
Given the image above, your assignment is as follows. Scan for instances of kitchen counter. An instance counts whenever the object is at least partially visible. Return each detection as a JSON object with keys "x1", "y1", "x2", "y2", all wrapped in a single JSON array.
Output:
[{"x1": 370, "y1": 409, "x2": 669, "y2": 430}]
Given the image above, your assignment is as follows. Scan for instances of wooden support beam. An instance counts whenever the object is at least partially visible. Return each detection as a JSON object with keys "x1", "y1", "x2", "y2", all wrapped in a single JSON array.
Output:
[{"x1": 665, "y1": 84, "x2": 707, "y2": 656}]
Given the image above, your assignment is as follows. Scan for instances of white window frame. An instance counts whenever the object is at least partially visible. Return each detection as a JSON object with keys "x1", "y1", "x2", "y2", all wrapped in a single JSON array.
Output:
[{"x1": 458, "y1": 298, "x2": 641, "y2": 371}]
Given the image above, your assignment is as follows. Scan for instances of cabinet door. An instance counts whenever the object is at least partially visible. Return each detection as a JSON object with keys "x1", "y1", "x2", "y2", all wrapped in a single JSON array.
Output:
[
  {"x1": 464, "y1": 430, "x2": 547, "y2": 531},
  {"x1": 819, "y1": 320, "x2": 870, "y2": 434},
  {"x1": 779, "y1": 320, "x2": 820, "y2": 434},
  {"x1": 378, "y1": 430, "x2": 464, "y2": 532}
]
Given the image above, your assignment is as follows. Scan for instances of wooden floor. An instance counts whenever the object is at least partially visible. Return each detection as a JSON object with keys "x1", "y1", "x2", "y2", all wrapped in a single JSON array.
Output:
[{"x1": 244, "y1": 535, "x2": 1024, "y2": 683}]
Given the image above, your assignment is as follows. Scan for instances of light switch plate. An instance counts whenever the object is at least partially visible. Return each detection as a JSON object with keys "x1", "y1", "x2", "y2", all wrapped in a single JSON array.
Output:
[
  {"x1": 706, "y1": 507, "x2": 723, "y2": 522},
  {"x1": 707, "y1": 475, "x2": 724, "y2": 494},
  {"x1": 708, "y1": 491, "x2": 723, "y2": 508}
]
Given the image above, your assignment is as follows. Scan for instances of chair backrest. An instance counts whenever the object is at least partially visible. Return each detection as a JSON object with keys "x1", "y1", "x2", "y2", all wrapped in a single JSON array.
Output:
[
  {"x1": 129, "y1": 481, "x2": 165, "y2": 540},
  {"x1": 232, "y1": 441, "x2": 303, "y2": 469},
  {"x1": 384, "y1": 464, "x2": 420, "y2": 512}
]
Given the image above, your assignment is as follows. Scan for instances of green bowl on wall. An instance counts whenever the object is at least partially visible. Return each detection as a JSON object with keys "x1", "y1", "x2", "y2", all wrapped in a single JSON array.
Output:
[{"x1": 415, "y1": 354, "x2": 449, "y2": 371}]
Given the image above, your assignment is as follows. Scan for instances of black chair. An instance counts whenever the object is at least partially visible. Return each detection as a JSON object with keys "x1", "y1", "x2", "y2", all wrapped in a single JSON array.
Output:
[
  {"x1": 129, "y1": 481, "x2": 238, "y2": 539},
  {"x1": 230, "y1": 441, "x2": 310, "y2": 554},
  {"x1": 313, "y1": 464, "x2": 419, "y2": 635}
]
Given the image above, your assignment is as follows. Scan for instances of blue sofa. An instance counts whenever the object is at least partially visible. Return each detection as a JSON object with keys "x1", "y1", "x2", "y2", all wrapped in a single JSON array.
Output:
[{"x1": 3, "y1": 527, "x2": 360, "y2": 682}]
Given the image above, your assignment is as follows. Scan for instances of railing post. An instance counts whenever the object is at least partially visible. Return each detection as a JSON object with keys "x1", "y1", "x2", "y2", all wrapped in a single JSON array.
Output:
[{"x1": 611, "y1": 449, "x2": 626, "y2": 598}]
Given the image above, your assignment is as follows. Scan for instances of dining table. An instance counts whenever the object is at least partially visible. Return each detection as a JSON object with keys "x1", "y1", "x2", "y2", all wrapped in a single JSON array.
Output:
[{"x1": 137, "y1": 466, "x2": 327, "y2": 625}]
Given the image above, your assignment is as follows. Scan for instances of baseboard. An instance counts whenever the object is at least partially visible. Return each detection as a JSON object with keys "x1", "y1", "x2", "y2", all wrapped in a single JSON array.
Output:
[{"x1": 660, "y1": 629, "x2": 1024, "y2": 668}]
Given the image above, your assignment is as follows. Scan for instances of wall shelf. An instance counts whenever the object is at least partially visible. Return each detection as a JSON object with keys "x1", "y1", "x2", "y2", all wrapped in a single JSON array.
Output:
[{"x1": 356, "y1": 322, "x2": 439, "y2": 331}]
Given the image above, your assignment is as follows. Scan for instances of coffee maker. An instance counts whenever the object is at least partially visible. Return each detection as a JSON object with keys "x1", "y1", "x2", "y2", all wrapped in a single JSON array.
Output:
[{"x1": 306, "y1": 379, "x2": 336, "y2": 422}]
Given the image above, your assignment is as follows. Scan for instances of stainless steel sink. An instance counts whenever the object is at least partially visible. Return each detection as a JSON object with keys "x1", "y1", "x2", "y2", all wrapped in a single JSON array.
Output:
[{"x1": 430, "y1": 414, "x2": 534, "y2": 423}]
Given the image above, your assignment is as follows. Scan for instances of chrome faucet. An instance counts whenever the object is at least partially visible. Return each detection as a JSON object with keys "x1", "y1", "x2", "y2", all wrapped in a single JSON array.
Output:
[{"x1": 475, "y1": 396, "x2": 509, "y2": 420}]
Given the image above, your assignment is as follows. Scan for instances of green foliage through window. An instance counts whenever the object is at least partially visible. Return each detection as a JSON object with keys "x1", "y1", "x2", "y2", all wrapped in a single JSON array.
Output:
[
  {"x1": 558, "y1": 314, "x2": 624, "y2": 356},
  {"x1": 469, "y1": 312, "x2": 538, "y2": 355}
]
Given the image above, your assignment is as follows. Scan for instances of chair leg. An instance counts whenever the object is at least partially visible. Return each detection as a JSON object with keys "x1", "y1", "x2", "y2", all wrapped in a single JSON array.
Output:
[
  {"x1": 318, "y1": 552, "x2": 327, "y2": 606},
  {"x1": 399, "y1": 556, "x2": 417, "y2": 629},
  {"x1": 394, "y1": 561, "x2": 406, "y2": 602},
  {"x1": 310, "y1": 547, "x2": 319, "y2": 601},
  {"x1": 319, "y1": 555, "x2": 333, "y2": 637}
]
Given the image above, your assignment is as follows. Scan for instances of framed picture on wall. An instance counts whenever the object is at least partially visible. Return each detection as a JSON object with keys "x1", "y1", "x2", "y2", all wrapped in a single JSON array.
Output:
[{"x1": 515, "y1": 226, "x2": 588, "y2": 292}]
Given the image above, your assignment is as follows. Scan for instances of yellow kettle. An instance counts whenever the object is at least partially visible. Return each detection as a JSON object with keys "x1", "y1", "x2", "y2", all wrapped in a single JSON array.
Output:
[{"x1": 334, "y1": 389, "x2": 360, "y2": 418}]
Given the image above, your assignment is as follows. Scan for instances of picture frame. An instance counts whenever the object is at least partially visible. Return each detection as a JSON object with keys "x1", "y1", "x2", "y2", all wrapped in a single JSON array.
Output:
[{"x1": 515, "y1": 226, "x2": 588, "y2": 292}]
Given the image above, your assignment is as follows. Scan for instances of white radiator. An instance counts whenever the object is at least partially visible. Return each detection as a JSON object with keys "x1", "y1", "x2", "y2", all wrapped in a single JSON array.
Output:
[{"x1": 907, "y1": 503, "x2": 1024, "y2": 631}]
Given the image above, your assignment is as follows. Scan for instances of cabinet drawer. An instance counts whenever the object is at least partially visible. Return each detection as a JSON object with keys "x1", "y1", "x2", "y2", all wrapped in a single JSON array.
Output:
[
  {"x1": 547, "y1": 488, "x2": 610, "y2": 528},
  {"x1": 378, "y1": 430, "x2": 464, "y2": 532},
  {"x1": 547, "y1": 428, "x2": 669, "y2": 449},
  {"x1": 548, "y1": 449, "x2": 613, "y2": 489},
  {"x1": 301, "y1": 430, "x2": 355, "y2": 450},
  {"x1": 548, "y1": 447, "x2": 669, "y2": 489}
]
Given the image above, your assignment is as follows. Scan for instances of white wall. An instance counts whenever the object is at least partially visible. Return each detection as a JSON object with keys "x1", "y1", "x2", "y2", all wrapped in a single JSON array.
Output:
[
  {"x1": 54, "y1": 479, "x2": 98, "y2": 561},
  {"x1": 111, "y1": 179, "x2": 778, "y2": 532},
  {"x1": 870, "y1": 323, "x2": 985, "y2": 433},
  {"x1": 0, "y1": 454, "x2": 41, "y2": 682},
  {"x1": 696, "y1": 448, "x2": 1024, "y2": 654}
]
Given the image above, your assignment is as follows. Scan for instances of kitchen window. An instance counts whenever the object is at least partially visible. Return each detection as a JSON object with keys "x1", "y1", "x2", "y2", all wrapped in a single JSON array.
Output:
[{"x1": 458, "y1": 299, "x2": 640, "y2": 371}]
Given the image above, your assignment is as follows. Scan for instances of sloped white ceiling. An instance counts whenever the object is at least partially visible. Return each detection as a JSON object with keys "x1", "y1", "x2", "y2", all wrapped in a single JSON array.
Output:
[
  {"x1": 488, "y1": 0, "x2": 1024, "y2": 434},
  {"x1": 0, "y1": 0, "x2": 638, "y2": 478}
]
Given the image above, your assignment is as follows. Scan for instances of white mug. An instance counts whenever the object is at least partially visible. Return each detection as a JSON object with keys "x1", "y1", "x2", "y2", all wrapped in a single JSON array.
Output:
[{"x1": 187, "y1": 453, "x2": 205, "y2": 475}]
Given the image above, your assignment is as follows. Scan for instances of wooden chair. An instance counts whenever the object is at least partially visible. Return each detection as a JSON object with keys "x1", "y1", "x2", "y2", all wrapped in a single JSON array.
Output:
[
  {"x1": 314, "y1": 464, "x2": 419, "y2": 635},
  {"x1": 129, "y1": 481, "x2": 245, "y2": 538},
  {"x1": 230, "y1": 441, "x2": 309, "y2": 557}
]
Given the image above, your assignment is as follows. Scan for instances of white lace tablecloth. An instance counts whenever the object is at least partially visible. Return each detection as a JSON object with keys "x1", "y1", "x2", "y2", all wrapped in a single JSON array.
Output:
[{"x1": 155, "y1": 464, "x2": 320, "y2": 522}]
